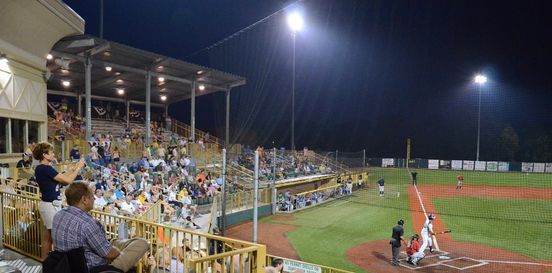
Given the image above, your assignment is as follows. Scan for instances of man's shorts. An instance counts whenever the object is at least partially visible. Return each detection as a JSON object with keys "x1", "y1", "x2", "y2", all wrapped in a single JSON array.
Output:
[{"x1": 39, "y1": 200, "x2": 62, "y2": 230}]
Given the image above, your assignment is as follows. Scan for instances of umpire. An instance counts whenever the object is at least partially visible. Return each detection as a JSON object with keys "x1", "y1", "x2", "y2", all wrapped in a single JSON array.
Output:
[{"x1": 390, "y1": 219, "x2": 406, "y2": 266}]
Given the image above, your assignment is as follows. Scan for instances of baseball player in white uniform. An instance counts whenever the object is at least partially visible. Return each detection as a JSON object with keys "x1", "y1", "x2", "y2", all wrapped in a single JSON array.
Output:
[{"x1": 410, "y1": 213, "x2": 435, "y2": 265}]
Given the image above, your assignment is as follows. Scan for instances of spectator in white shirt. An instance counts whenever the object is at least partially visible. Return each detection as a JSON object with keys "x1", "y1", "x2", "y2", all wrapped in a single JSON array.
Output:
[
  {"x1": 120, "y1": 195, "x2": 136, "y2": 214},
  {"x1": 93, "y1": 189, "x2": 107, "y2": 209}
]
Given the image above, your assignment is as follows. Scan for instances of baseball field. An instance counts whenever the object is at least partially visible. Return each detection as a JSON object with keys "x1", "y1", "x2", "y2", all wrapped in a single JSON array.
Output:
[{"x1": 226, "y1": 167, "x2": 552, "y2": 273}]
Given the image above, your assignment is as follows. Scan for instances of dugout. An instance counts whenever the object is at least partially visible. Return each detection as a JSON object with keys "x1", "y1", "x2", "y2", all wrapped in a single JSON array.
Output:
[{"x1": 275, "y1": 171, "x2": 368, "y2": 195}]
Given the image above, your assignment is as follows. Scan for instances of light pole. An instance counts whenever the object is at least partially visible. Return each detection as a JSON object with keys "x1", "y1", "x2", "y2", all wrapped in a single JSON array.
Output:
[
  {"x1": 287, "y1": 12, "x2": 303, "y2": 151},
  {"x1": 474, "y1": 74, "x2": 487, "y2": 161}
]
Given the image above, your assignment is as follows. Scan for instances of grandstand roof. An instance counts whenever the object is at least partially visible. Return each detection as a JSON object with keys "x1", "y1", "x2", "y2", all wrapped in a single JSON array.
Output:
[{"x1": 47, "y1": 34, "x2": 246, "y2": 104}]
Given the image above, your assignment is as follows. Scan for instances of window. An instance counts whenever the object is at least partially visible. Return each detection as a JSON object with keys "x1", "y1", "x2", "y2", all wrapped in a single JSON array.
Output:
[
  {"x1": 28, "y1": 121, "x2": 40, "y2": 146},
  {"x1": 11, "y1": 119, "x2": 25, "y2": 153},
  {"x1": 0, "y1": 118, "x2": 6, "y2": 153}
]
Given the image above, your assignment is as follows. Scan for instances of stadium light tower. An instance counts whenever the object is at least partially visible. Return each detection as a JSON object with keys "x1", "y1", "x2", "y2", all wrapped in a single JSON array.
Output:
[
  {"x1": 287, "y1": 12, "x2": 304, "y2": 151},
  {"x1": 474, "y1": 74, "x2": 487, "y2": 161}
]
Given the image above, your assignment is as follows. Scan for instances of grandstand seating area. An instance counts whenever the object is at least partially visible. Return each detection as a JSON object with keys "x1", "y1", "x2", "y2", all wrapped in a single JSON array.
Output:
[{"x1": 0, "y1": 102, "x2": 358, "y2": 273}]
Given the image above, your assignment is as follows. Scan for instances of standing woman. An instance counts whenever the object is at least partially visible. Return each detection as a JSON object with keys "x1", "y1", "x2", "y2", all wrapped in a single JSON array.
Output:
[{"x1": 32, "y1": 142, "x2": 85, "y2": 259}]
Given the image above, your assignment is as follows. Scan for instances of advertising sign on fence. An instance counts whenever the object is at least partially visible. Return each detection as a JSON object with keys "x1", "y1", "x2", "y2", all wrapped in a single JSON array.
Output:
[
  {"x1": 439, "y1": 160, "x2": 451, "y2": 169},
  {"x1": 533, "y1": 163, "x2": 545, "y2": 173},
  {"x1": 284, "y1": 259, "x2": 322, "y2": 273},
  {"x1": 462, "y1": 160, "x2": 474, "y2": 170},
  {"x1": 451, "y1": 160, "x2": 463, "y2": 170},
  {"x1": 382, "y1": 158, "x2": 395, "y2": 167},
  {"x1": 498, "y1": 162, "x2": 510, "y2": 172},
  {"x1": 428, "y1": 160, "x2": 439, "y2": 169},
  {"x1": 546, "y1": 163, "x2": 552, "y2": 173},
  {"x1": 486, "y1": 161, "x2": 498, "y2": 171},
  {"x1": 521, "y1": 162, "x2": 533, "y2": 172},
  {"x1": 474, "y1": 161, "x2": 486, "y2": 171}
]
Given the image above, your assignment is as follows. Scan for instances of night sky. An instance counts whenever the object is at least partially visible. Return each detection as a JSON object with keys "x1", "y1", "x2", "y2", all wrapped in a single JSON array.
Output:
[{"x1": 62, "y1": 0, "x2": 552, "y2": 161}]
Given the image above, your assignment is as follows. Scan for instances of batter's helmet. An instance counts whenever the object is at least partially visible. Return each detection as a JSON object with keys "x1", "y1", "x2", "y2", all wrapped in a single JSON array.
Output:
[
  {"x1": 428, "y1": 213, "x2": 435, "y2": 220},
  {"x1": 398, "y1": 219, "x2": 405, "y2": 225}
]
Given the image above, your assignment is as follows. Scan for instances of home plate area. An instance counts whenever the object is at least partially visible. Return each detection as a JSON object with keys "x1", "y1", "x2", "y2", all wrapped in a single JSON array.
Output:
[{"x1": 398, "y1": 250, "x2": 488, "y2": 271}]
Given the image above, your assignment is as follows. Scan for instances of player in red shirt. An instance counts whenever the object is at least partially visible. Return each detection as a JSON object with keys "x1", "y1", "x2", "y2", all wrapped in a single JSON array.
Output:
[
  {"x1": 456, "y1": 175, "x2": 464, "y2": 191},
  {"x1": 406, "y1": 234, "x2": 420, "y2": 264}
]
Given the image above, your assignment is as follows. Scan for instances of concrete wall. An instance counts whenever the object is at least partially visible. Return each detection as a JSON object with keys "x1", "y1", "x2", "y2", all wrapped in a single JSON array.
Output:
[
  {"x1": 0, "y1": 0, "x2": 84, "y2": 164},
  {"x1": 219, "y1": 204, "x2": 272, "y2": 227}
]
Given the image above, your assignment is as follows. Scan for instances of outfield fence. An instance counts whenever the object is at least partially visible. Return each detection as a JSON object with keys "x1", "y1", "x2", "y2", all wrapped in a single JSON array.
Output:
[{"x1": 367, "y1": 157, "x2": 552, "y2": 173}]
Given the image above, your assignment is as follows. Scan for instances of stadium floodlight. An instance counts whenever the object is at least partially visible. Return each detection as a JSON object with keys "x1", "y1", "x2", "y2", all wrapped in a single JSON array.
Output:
[
  {"x1": 158, "y1": 77, "x2": 165, "y2": 83},
  {"x1": 474, "y1": 74, "x2": 487, "y2": 85},
  {"x1": 287, "y1": 11, "x2": 304, "y2": 151},
  {"x1": 105, "y1": 66, "x2": 112, "y2": 72},
  {"x1": 198, "y1": 84, "x2": 206, "y2": 91},
  {"x1": 287, "y1": 12, "x2": 304, "y2": 33},
  {"x1": 116, "y1": 88, "x2": 124, "y2": 95},
  {"x1": 160, "y1": 95, "x2": 167, "y2": 101},
  {"x1": 61, "y1": 80, "x2": 70, "y2": 87},
  {"x1": 473, "y1": 73, "x2": 488, "y2": 161}
]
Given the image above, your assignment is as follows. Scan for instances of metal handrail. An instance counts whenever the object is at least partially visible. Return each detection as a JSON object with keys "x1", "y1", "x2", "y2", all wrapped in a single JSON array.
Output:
[{"x1": 0, "y1": 191, "x2": 267, "y2": 272}]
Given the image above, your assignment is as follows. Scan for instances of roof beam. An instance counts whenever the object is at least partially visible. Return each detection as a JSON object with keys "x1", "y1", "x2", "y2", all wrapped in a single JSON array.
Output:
[
  {"x1": 51, "y1": 50, "x2": 237, "y2": 91},
  {"x1": 47, "y1": 89, "x2": 165, "y2": 107}
]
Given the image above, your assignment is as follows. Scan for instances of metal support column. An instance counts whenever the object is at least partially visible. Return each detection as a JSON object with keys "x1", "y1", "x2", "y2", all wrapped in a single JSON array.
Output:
[
  {"x1": 272, "y1": 147, "x2": 277, "y2": 214},
  {"x1": 221, "y1": 149, "x2": 227, "y2": 235},
  {"x1": 24, "y1": 121, "x2": 29, "y2": 148},
  {"x1": 476, "y1": 84, "x2": 482, "y2": 161},
  {"x1": 191, "y1": 80, "x2": 196, "y2": 141},
  {"x1": 145, "y1": 70, "x2": 151, "y2": 146},
  {"x1": 85, "y1": 56, "x2": 92, "y2": 144},
  {"x1": 253, "y1": 151, "x2": 259, "y2": 243},
  {"x1": 126, "y1": 100, "x2": 130, "y2": 128},
  {"x1": 225, "y1": 88, "x2": 231, "y2": 147},
  {"x1": 363, "y1": 149, "x2": 366, "y2": 167},
  {"x1": 77, "y1": 92, "x2": 82, "y2": 117},
  {"x1": 6, "y1": 119, "x2": 12, "y2": 154}
]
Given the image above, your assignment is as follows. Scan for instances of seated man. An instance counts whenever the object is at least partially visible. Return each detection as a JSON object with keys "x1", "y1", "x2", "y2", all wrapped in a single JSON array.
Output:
[{"x1": 52, "y1": 182, "x2": 148, "y2": 272}]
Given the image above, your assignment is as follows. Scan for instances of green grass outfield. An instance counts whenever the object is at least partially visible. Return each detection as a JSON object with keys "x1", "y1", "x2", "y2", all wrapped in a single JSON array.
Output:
[
  {"x1": 262, "y1": 188, "x2": 412, "y2": 273},
  {"x1": 368, "y1": 167, "x2": 552, "y2": 188},
  {"x1": 259, "y1": 168, "x2": 552, "y2": 272},
  {"x1": 433, "y1": 196, "x2": 552, "y2": 260}
]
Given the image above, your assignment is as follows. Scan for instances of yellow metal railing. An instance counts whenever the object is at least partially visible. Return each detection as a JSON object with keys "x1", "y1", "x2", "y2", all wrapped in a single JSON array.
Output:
[
  {"x1": 137, "y1": 200, "x2": 163, "y2": 223},
  {"x1": 1, "y1": 192, "x2": 43, "y2": 260},
  {"x1": 0, "y1": 191, "x2": 267, "y2": 272},
  {"x1": 0, "y1": 178, "x2": 40, "y2": 199},
  {"x1": 172, "y1": 119, "x2": 224, "y2": 148},
  {"x1": 8, "y1": 163, "x2": 78, "y2": 181},
  {"x1": 223, "y1": 188, "x2": 272, "y2": 213}
]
